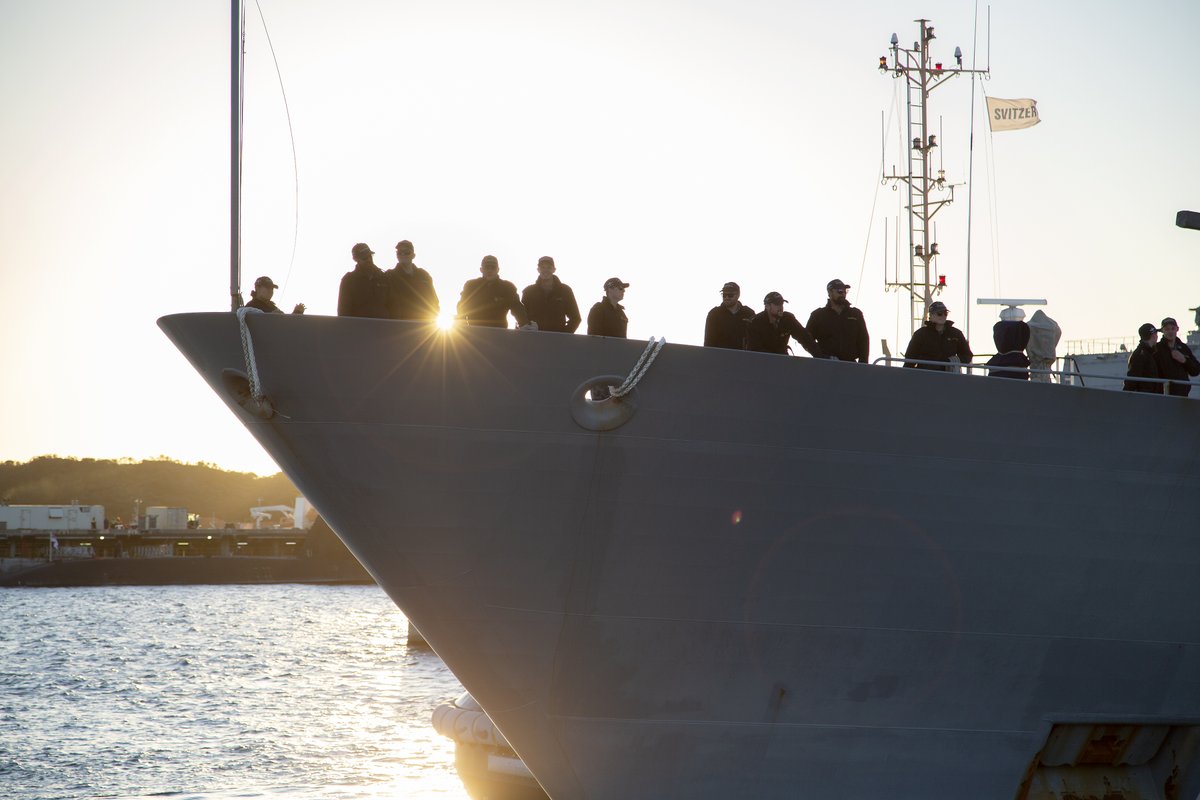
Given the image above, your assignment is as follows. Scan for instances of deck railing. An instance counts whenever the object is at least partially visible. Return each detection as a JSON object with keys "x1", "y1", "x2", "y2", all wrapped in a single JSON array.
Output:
[{"x1": 872, "y1": 355, "x2": 1190, "y2": 394}]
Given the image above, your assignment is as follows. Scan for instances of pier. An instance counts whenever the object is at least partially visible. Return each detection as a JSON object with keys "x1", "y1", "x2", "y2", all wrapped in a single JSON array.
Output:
[{"x1": 0, "y1": 521, "x2": 373, "y2": 587}]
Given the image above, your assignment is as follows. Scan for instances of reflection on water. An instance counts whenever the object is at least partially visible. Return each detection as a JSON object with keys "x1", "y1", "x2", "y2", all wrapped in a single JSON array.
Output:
[{"x1": 0, "y1": 584, "x2": 471, "y2": 800}]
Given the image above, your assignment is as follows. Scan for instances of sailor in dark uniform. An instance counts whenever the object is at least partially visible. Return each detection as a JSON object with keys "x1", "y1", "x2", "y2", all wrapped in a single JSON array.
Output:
[
  {"x1": 902, "y1": 301, "x2": 972, "y2": 370},
  {"x1": 806, "y1": 278, "x2": 869, "y2": 363},
  {"x1": 586, "y1": 277, "x2": 629, "y2": 338},
  {"x1": 1153, "y1": 316, "x2": 1200, "y2": 397},
  {"x1": 704, "y1": 282, "x2": 755, "y2": 349},
  {"x1": 246, "y1": 275, "x2": 305, "y2": 314},
  {"x1": 457, "y1": 255, "x2": 531, "y2": 328},
  {"x1": 521, "y1": 256, "x2": 581, "y2": 333},
  {"x1": 384, "y1": 240, "x2": 440, "y2": 322},
  {"x1": 747, "y1": 291, "x2": 823, "y2": 356},
  {"x1": 1124, "y1": 323, "x2": 1163, "y2": 393},
  {"x1": 338, "y1": 243, "x2": 389, "y2": 318}
]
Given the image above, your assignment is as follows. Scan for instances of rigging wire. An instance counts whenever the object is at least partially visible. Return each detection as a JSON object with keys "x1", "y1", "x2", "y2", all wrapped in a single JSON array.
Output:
[
  {"x1": 984, "y1": 5, "x2": 1001, "y2": 299},
  {"x1": 895, "y1": 212, "x2": 902, "y2": 351},
  {"x1": 857, "y1": 79, "x2": 902, "y2": 293},
  {"x1": 887, "y1": 76, "x2": 905, "y2": 352},
  {"x1": 980, "y1": 84, "x2": 1003, "y2": 299},
  {"x1": 252, "y1": 0, "x2": 301, "y2": 293},
  {"x1": 965, "y1": 0, "x2": 979, "y2": 339},
  {"x1": 232, "y1": 0, "x2": 246, "y2": 309}
]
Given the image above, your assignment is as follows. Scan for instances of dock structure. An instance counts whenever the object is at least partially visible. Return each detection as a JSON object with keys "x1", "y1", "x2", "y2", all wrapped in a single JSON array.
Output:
[
  {"x1": 0, "y1": 527, "x2": 307, "y2": 560},
  {"x1": 0, "y1": 520, "x2": 373, "y2": 586}
]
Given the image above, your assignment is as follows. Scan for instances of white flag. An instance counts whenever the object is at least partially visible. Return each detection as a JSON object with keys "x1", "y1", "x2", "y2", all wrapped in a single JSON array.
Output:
[{"x1": 986, "y1": 97, "x2": 1041, "y2": 131}]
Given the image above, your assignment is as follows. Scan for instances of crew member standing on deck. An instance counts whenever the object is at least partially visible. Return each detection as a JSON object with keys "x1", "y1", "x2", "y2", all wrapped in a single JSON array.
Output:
[
  {"x1": 1153, "y1": 316, "x2": 1200, "y2": 397},
  {"x1": 902, "y1": 301, "x2": 972, "y2": 371},
  {"x1": 338, "y1": 243, "x2": 390, "y2": 318},
  {"x1": 704, "y1": 282, "x2": 755, "y2": 349},
  {"x1": 747, "y1": 291, "x2": 823, "y2": 356},
  {"x1": 587, "y1": 278, "x2": 629, "y2": 338},
  {"x1": 806, "y1": 279, "x2": 869, "y2": 363},
  {"x1": 1124, "y1": 323, "x2": 1163, "y2": 393},
  {"x1": 247, "y1": 276, "x2": 305, "y2": 314},
  {"x1": 521, "y1": 256, "x2": 581, "y2": 333},
  {"x1": 457, "y1": 255, "x2": 532, "y2": 328},
  {"x1": 384, "y1": 240, "x2": 440, "y2": 322}
]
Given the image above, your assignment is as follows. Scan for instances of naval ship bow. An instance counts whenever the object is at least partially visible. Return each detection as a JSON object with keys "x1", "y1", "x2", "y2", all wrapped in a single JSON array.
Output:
[{"x1": 161, "y1": 7, "x2": 1200, "y2": 800}]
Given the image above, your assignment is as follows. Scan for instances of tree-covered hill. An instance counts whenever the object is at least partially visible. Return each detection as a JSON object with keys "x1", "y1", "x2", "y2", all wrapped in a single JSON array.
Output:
[{"x1": 0, "y1": 457, "x2": 299, "y2": 526}]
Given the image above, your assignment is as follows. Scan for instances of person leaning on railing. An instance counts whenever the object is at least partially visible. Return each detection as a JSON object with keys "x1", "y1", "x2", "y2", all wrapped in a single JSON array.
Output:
[
  {"x1": 985, "y1": 318, "x2": 1031, "y2": 380},
  {"x1": 246, "y1": 275, "x2": 305, "y2": 314},
  {"x1": 1123, "y1": 323, "x2": 1163, "y2": 394},
  {"x1": 384, "y1": 239, "x2": 440, "y2": 322},
  {"x1": 587, "y1": 277, "x2": 630, "y2": 338},
  {"x1": 1153, "y1": 316, "x2": 1200, "y2": 397},
  {"x1": 457, "y1": 255, "x2": 534, "y2": 329},
  {"x1": 806, "y1": 279, "x2": 869, "y2": 363},
  {"x1": 704, "y1": 281, "x2": 755, "y2": 350},
  {"x1": 521, "y1": 256, "x2": 581, "y2": 334},
  {"x1": 747, "y1": 291, "x2": 824, "y2": 357},
  {"x1": 902, "y1": 301, "x2": 972, "y2": 371},
  {"x1": 338, "y1": 243, "x2": 390, "y2": 319}
]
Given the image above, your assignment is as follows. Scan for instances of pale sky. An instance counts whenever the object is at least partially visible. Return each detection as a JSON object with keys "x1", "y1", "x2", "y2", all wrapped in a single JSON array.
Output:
[{"x1": 2, "y1": 0, "x2": 1197, "y2": 475}]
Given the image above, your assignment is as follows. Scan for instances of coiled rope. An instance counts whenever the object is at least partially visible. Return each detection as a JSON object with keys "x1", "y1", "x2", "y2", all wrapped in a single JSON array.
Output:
[{"x1": 609, "y1": 337, "x2": 666, "y2": 398}]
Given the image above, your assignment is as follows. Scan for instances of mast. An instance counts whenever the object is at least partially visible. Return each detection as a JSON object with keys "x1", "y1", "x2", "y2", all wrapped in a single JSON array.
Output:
[
  {"x1": 230, "y1": 0, "x2": 244, "y2": 311},
  {"x1": 880, "y1": 19, "x2": 988, "y2": 335}
]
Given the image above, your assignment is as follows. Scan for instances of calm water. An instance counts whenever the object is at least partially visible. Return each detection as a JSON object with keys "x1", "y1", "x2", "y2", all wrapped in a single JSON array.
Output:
[{"x1": 0, "y1": 584, "x2": 472, "y2": 800}]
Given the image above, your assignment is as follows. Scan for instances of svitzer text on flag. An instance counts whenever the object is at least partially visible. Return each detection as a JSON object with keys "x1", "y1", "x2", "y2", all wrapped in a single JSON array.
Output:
[{"x1": 986, "y1": 98, "x2": 1041, "y2": 132}]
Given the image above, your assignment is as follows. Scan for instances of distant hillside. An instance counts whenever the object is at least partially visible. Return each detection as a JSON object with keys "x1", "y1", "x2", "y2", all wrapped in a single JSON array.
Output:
[{"x1": 0, "y1": 457, "x2": 299, "y2": 526}]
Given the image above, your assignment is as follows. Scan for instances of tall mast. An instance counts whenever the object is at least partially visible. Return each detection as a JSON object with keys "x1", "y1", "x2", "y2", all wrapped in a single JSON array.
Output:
[
  {"x1": 880, "y1": 19, "x2": 988, "y2": 335},
  {"x1": 230, "y1": 0, "x2": 244, "y2": 311}
]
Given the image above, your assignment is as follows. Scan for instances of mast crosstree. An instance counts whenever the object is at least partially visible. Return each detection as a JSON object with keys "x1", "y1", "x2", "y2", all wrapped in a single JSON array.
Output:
[{"x1": 881, "y1": 19, "x2": 988, "y2": 334}]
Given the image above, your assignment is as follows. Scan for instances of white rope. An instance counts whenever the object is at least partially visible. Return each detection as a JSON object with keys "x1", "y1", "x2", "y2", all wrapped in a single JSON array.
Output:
[
  {"x1": 236, "y1": 307, "x2": 265, "y2": 400},
  {"x1": 609, "y1": 337, "x2": 666, "y2": 398}
]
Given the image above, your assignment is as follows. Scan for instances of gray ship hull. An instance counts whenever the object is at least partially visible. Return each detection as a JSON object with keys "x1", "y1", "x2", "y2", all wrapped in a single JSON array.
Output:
[{"x1": 160, "y1": 312, "x2": 1200, "y2": 800}]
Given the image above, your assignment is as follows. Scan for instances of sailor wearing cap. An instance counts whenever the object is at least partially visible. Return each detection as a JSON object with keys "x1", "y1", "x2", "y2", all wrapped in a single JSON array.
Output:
[
  {"x1": 1153, "y1": 316, "x2": 1200, "y2": 397},
  {"x1": 246, "y1": 276, "x2": 306, "y2": 315},
  {"x1": 805, "y1": 279, "x2": 870, "y2": 363},
  {"x1": 338, "y1": 242, "x2": 390, "y2": 318},
  {"x1": 703, "y1": 281, "x2": 755, "y2": 350},
  {"x1": 747, "y1": 291, "x2": 824, "y2": 357},
  {"x1": 587, "y1": 277, "x2": 630, "y2": 338},
  {"x1": 901, "y1": 301, "x2": 972, "y2": 371},
  {"x1": 1123, "y1": 323, "x2": 1163, "y2": 394}
]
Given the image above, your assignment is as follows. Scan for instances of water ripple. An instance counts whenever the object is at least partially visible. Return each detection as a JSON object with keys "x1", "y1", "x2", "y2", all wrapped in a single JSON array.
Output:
[{"x1": 0, "y1": 585, "x2": 469, "y2": 800}]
